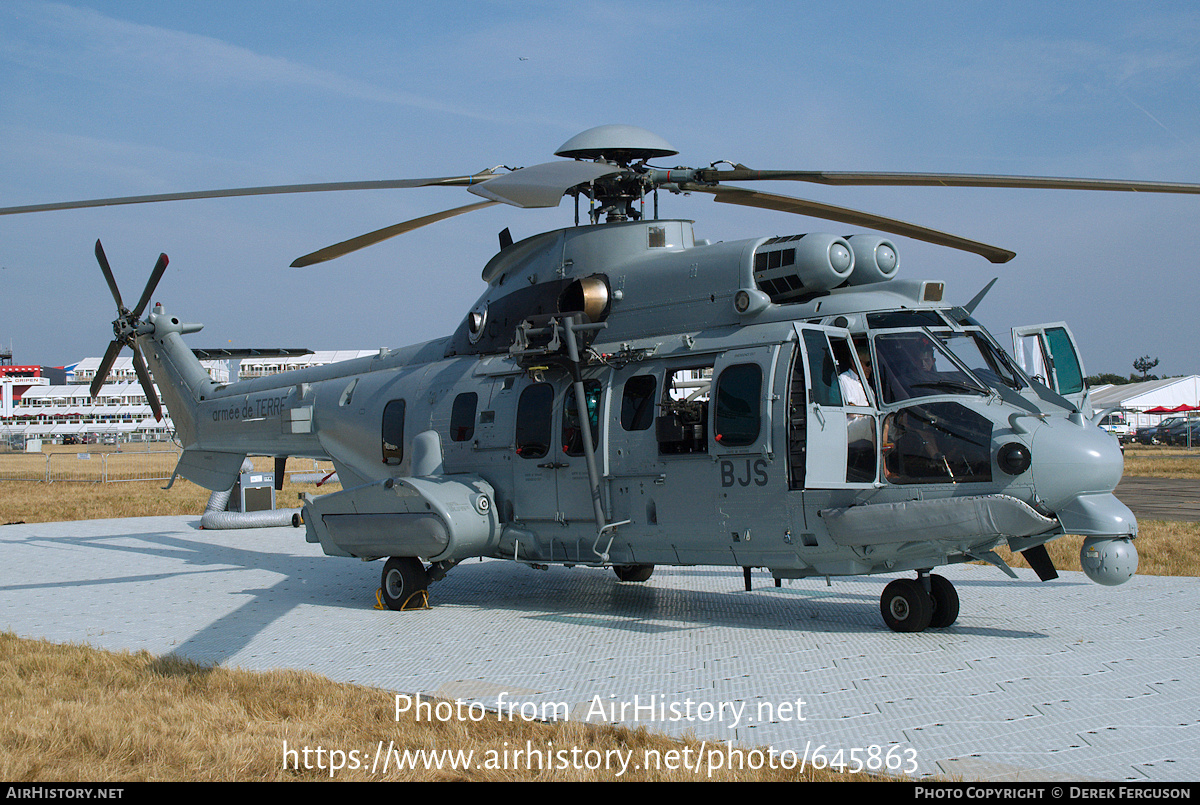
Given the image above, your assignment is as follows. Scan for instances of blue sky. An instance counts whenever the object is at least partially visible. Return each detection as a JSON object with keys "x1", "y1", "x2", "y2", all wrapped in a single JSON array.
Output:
[{"x1": 3, "y1": 1, "x2": 1199, "y2": 378}]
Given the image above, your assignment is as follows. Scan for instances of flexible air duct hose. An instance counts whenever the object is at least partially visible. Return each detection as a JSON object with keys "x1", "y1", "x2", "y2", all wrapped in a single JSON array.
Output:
[{"x1": 200, "y1": 459, "x2": 301, "y2": 530}]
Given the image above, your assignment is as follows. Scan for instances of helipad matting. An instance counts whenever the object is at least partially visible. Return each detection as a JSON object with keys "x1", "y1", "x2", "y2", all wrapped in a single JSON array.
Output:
[{"x1": 2, "y1": 515, "x2": 1198, "y2": 782}]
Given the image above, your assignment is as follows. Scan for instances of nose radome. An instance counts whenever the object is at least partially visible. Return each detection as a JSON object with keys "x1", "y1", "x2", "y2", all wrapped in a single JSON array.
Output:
[{"x1": 1029, "y1": 417, "x2": 1124, "y2": 511}]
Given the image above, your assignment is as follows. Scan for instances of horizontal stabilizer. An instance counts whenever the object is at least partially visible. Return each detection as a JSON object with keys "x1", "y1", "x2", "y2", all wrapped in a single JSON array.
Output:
[{"x1": 172, "y1": 449, "x2": 248, "y2": 492}]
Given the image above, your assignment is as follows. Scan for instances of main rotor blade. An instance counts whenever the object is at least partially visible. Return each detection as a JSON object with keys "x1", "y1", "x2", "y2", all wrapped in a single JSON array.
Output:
[
  {"x1": 291, "y1": 200, "x2": 499, "y2": 267},
  {"x1": 0, "y1": 171, "x2": 502, "y2": 216},
  {"x1": 131, "y1": 344, "x2": 163, "y2": 422},
  {"x1": 467, "y1": 161, "x2": 622, "y2": 208},
  {"x1": 700, "y1": 168, "x2": 1200, "y2": 194},
  {"x1": 687, "y1": 184, "x2": 1016, "y2": 264},
  {"x1": 91, "y1": 340, "x2": 123, "y2": 399},
  {"x1": 131, "y1": 253, "x2": 169, "y2": 318}
]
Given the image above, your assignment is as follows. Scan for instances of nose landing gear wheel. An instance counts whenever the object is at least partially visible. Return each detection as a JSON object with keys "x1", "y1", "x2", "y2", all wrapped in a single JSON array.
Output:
[
  {"x1": 926, "y1": 573, "x2": 959, "y2": 628},
  {"x1": 880, "y1": 578, "x2": 933, "y2": 632}
]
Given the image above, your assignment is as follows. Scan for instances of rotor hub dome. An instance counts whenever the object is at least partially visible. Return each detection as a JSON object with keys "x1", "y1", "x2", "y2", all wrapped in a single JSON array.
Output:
[{"x1": 555, "y1": 125, "x2": 678, "y2": 163}]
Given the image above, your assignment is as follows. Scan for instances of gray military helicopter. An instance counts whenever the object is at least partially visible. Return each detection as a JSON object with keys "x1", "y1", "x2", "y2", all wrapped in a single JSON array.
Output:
[{"x1": 7, "y1": 124, "x2": 1199, "y2": 632}]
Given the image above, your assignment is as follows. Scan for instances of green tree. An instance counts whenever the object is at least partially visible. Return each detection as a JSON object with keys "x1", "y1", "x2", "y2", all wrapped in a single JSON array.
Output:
[{"x1": 1132, "y1": 356, "x2": 1159, "y2": 381}]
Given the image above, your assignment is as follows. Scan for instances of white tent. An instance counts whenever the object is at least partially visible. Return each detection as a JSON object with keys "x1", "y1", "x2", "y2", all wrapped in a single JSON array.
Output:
[{"x1": 1090, "y1": 376, "x2": 1200, "y2": 428}]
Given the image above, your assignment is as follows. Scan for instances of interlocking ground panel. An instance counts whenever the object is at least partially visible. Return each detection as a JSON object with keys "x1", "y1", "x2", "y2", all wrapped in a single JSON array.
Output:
[{"x1": 2, "y1": 515, "x2": 1197, "y2": 782}]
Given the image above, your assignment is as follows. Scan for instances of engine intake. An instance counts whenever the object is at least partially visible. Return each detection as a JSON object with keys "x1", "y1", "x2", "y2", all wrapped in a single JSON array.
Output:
[
  {"x1": 753, "y1": 233, "x2": 854, "y2": 302},
  {"x1": 845, "y1": 235, "x2": 899, "y2": 285}
]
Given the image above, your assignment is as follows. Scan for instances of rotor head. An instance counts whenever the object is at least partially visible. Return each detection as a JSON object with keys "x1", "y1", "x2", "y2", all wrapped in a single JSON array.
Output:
[{"x1": 555, "y1": 125, "x2": 678, "y2": 164}]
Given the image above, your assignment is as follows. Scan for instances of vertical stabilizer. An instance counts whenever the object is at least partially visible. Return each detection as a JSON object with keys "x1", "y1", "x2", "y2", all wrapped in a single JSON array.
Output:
[{"x1": 138, "y1": 306, "x2": 217, "y2": 448}]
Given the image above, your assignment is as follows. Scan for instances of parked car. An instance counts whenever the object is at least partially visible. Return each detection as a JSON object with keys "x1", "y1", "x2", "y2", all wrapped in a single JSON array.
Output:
[
  {"x1": 1161, "y1": 419, "x2": 1195, "y2": 445},
  {"x1": 1168, "y1": 421, "x2": 1200, "y2": 447},
  {"x1": 1140, "y1": 416, "x2": 1187, "y2": 445},
  {"x1": 1133, "y1": 426, "x2": 1158, "y2": 445}
]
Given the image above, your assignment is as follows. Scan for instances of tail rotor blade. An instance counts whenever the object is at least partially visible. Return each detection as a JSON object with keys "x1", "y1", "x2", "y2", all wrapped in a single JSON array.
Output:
[
  {"x1": 95, "y1": 240, "x2": 124, "y2": 310},
  {"x1": 132, "y1": 253, "x2": 169, "y2": 318},
  {"x1": 91, "y1": 340, "x2": 123, "y2": 399},
  {"x1": 131, "y1": 345, "x2": 163, "y2": 422}
]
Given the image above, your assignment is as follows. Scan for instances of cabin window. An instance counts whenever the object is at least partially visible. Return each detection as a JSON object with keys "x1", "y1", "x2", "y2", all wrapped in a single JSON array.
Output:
[
  {"x1": 515, "y1": 383, "x2": 553, "y2": 459},
  {"x1": 562, "y1": 380, "x2": 601, "y2": 457},
  {"x1": 450, "y1": 392, "x2": 477, "y2": 442},
  {"x1": 339, "y1": 378, "x2": 358, "y2": 407},
  {"x1": 381, "y1": 399, "x2": 406, "y2": 465},
  {"x1": 657, "y1": 366, "x2": 712, "y2": 455},
  {"x1": 714, "y1": 363, "x2": 762, "y2": 447},
  {"x1": 621, "y1": 375, "x2": 657, "y2": 431}
]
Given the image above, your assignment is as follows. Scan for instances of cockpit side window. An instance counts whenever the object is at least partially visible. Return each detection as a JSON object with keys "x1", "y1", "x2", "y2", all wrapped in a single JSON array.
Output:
[
  {"x1": 882, "y1": 402, "x2": 993, "y2": 485},
  {"x1": 1044, "y1": 327, "x2": 1084, "y2": 394},
  {"x1": 801, "y1": 330, "x2": 843, "y2": 407}
]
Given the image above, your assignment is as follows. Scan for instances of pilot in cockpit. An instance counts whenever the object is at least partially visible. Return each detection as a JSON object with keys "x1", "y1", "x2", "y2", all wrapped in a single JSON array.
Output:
[
  {"x1": 875, "y1": 335, "x2": 941, "y2": 403},
  {"x1": 837, "y1": 340, "x2": 874, "y2": 408},
  {"x1": 878, "y1": 335, "x2": 951, "y2": 479},
  {"x1": 914, "y1": 341, "x2": 936, "y2": 375}
]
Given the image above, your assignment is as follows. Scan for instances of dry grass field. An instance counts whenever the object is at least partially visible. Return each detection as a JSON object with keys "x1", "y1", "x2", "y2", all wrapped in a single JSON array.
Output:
[
  {"x1": 0, "y1": 446, "x2": 332, "y2": 524},
  {"x1": 1, "y1": 443, "x2": 1196, "y2": 782},
  {"x1": 0, "y1": 633, "x2": 862, "y2": 782},
  {"x1": 1121, "y1": 444, "x2": 1200, "y2": 479}
]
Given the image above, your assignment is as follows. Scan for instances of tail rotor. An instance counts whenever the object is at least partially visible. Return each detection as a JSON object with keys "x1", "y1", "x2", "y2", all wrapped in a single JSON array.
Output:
[{"x1": 90, "y1": 240, "x2": 168, "y2": 421}]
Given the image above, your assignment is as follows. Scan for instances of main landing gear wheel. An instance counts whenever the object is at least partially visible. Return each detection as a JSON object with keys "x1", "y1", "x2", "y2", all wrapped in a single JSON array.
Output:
[
  {"x1": 879, "y1": 574, "x2": 960, "y2": 632},
  {"x1": 380, "y1": 556, "x2": 430, "y2": 611},
  {"x1": 613, "y1": 564, "x2": 654, "y2": 582},
  {"x1": 880, "y1": 578, "x2": 932, "y2": 632}
]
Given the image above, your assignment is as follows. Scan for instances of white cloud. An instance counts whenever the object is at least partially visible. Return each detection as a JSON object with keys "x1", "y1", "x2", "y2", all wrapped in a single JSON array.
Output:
[{"x1": 2, "y1": 2, "x2": 501, "y2": 121}]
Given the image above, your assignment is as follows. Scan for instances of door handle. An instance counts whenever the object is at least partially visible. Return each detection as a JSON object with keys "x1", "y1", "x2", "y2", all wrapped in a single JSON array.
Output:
[{"x1": 537, "y1": 462, "x2": 569, "y2": 469}]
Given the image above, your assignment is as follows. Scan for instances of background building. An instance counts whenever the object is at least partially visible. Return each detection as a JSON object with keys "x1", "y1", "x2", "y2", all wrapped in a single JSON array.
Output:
[
  {"x1": 0, "y1": 364, "x2": 67, "y2": 420},
  {"x1": 1, "y1": 351, "x2": 368, "y2": 446}
]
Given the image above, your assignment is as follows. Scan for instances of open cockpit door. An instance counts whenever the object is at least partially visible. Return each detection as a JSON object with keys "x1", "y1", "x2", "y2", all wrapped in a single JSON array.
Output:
[
  {"x1": 791, "y1": 323, "x2": 879, "y2": 489},
  {"x1": 1011, "y1": 322, "x2": 1088, "y2": 411}
]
